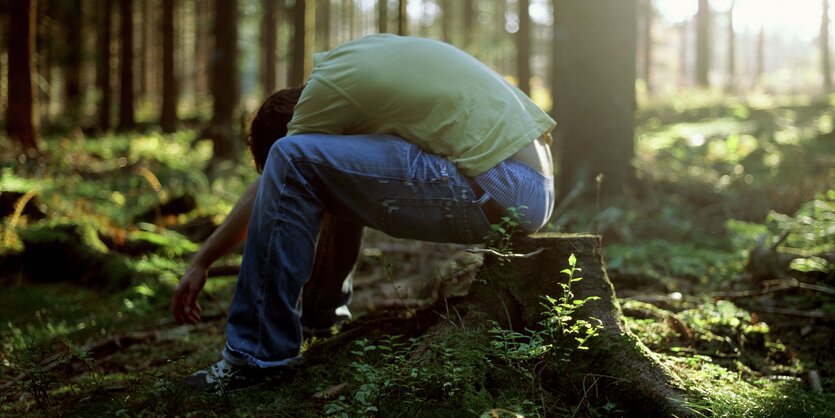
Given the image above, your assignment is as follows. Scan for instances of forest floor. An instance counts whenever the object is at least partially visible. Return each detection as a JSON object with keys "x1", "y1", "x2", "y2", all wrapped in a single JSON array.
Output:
[{"x1": 1, "y1": 94, "x2": 835, "y2": 417}]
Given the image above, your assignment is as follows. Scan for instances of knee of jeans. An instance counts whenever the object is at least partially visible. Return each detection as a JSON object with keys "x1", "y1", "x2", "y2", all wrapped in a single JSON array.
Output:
[
  {"x1": 269, "y1": 135, "x2": 304, "y2": 161},
  {"x1": 267, "y1": 135, "x2": 321, "y2": 171}
]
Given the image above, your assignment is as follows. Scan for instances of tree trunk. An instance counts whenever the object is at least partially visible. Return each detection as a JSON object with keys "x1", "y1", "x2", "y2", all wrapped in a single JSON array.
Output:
[
  {"x1": 63, "y1": 0, "x2": 83, "y2": 127},
  {"x1": 118, "y1": 0, "x2": 135, "y2": 130},
  {"x1": 553, "y1": 0, "x2": 636, "y2": 199},
  {"x1": 204, "y1": 0, "x2": 239, "y2": 161},
  {"x1": 97, "y1": 0, "x2": 113, "y2": 131},
  {"x1": 261, "y1": 0, "x2": 278, "y2": 96},
  {"x1": 822, "y1": 0, "x2": 832, "y2": 94},
  {"x1": 194, "y1": 0, "x2": 211, "y2": 109},
  {"x1": 397, "y1": 0, "x2": 407, "y2": 36},
  {"x1": 679, "y1": 20, "x2": 689, "y2": 86},
  {"x1": 145, "y1": 0, "x2": 160, "y2": 109},
  {"x1": 516, "y1": 0, "x2": 531, "y2": 95},
  {"x1": 139, "y1": 0, "x2": 149, "y2": 98},
  {"x1": 756, "y1": 25, "x2": 765, "y2": 85},
  {"x1": 458, "y1": 234, "x2": 695, "y2": 416},
  {"x1": 288, "y1": 0, "x2": 313, "y2": 87},
  {"x1": 37, "y1": 0, "x2": 53, "y2": 125},
  {"x1": 462, "y1": 0, "x2": 475, "y2": 51},
  {"x1": 0, "y1": 7, "x2": 5, "y2": 121},
  {"x1": 346, "y1": 0, "x2": 355, "y2": 39},
  {"x1": 493, "y1": 0, "x2": 508, "y2": 75},
  {"x1": 642, "y1": 0, "x2": 654, "y2": 95},
  {"x1": 160, "y1": 0, "x2": 178, "y2": 132},
  {"x1": 695, "y1": 0, "x2": 710, "y2": 87},
  {"x1": 6, "y1": 0, "x2": 40, "y2": 152},
  {"x1": 317, "y1": 0, "x2": 330, "y2": 51},
  {"x1": 727, "y1": 1, "x2": 736, "y2": 92},
  {"x1": 440, "y1": 0, "x2": 451, "y2": 42},
  {"x1": 378, "y1": 0, "x2": 388, "y2": 33},
  {"x1": 549, "y1": 0, "x2": 558, "y2": 120}
]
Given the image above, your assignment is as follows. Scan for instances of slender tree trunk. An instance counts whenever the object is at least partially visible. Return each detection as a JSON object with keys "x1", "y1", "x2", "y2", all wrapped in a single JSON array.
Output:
[
  {"x1": 0, "y1": 9, "x2": 6, "y2": 120},
  {"x1": 549, "y1": 0, "x2": 558, "y2": 120},
  {"x1": 118, "y1": 0, "x2": 135, "y2": 130},
  {"x1": 346, "y1": 0, "x2": 355, "y2": 39},
  {"x1": 63, "y1": 0, "x2": 83, "y2": 126},
  {"x1": 822, "y1": 0, "x2": 832, "y2": 93},
  {"x1": 37, "y1": 0, "x2": 53, "y2": 125},
  {"x1": 517, "y1": 0, "x2": 531, "y2": 94},
  {"x1": 553, "y1": 0, "x2": 637, "y2": 199},
  {"x1": 194, "y1": 0, "x2": 210, "y2": 109},
  {"x1": 756, "y1": 25, "x2": 765, "y2": 85},
  {"x1": 642, "y1": 0, "x2": 654, "y2": 95},
  {"x1": 440, "y1": 0, "x2": 450, "y2": 42},
  {"x1": 161, "y1": 0, "x2": 178, "y2": 132},
  {"x1": 147, "y1": 0, "x2": 160, "y2": 108},
  {"x1": 97, "y1": 0, "x2": 113, "y2": 130},
  {"x1": 378, "y1": 0, "x2": 388, "y2": 33},
  {"x1": 289, "y1": 0, "x2": 313, "y2": 86},
  {"x1": 261, "y1": 0, "x2": 278, "y2": 96},
  {"x1": 7, "y1": 0, "x2": 40, "y2": 152},
  {"x1": 317, "y1": 0, "x2": 330, "y2": 50},
  {"x1": 679, "y1": 20, "x2": 689, "y2": 86},
  {"x1": 494, "y1": 0, "x2": 507, "y2": 74},
  {"x1": 139, "y1": 0, "x2": 149, "y2": 98},
  {"x1": 205, "y1": 0, "x2": 239, "y2": 160},
  {"x1": 695, "y1": 0, "x2": 710, "y2": 87},
  {"x1": 176, "y1": 0, "x2": 187, "y2": 106},
  {"x1": 727, "y1": 0, "x2": 736, "y2": 92},
  {"x1": 463, "y1": 0, "x2": 474, "y2": 51},
  {"x1": 397, "y1": 0, "x2": 407, "y2": 36}
]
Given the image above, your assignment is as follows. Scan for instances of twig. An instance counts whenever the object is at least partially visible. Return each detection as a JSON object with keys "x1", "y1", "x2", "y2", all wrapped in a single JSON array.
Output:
[
  {"x1": 466, "y1": 247, "x2": 546, "y2": 259},
  {"x1": 752, "y1": 306, "x2": 835, "y2": 321},
  {"x1": 713, "y1": 278, "x2": 835, "y2": 300},
  {"x1": 207, "y1": 265, "x2": 240, "y2": 278}
]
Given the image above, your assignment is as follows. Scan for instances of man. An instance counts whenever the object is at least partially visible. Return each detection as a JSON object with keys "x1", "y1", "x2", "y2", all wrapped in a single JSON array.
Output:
[{"x1": 173, "y1": 34, "x2": 556, "y2": 391}]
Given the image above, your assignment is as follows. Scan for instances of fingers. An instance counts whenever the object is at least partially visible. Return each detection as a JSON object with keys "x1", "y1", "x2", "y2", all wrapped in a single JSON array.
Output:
[
  {"x1": 186, "y1": 301, "x2": 202, "y2": 324},
  {"x1": 172, "y1": 284, "x2": 202, "y2": 325}
]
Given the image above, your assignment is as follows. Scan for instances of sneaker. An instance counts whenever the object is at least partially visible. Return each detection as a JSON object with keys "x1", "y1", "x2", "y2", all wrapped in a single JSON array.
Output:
[{"x1": 184, "y1": 359, "x2": 282, "y2": 393}]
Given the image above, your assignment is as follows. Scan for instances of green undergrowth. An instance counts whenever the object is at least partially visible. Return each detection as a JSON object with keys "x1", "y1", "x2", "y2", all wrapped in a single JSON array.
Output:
[{"x1": 3, "y1": 97, "x2": 835, "y2": 416}]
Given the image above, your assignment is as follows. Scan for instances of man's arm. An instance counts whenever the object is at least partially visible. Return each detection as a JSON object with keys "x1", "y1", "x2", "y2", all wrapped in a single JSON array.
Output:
[{"x1": 172, "y1": 177, "x2": 260, "y2": 324}]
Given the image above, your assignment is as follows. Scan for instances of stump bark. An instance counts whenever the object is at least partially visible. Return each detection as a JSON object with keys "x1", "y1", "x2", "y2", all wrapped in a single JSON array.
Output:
[{"x1": 459, "y1": 233, "x2": 694, "y2": 416}]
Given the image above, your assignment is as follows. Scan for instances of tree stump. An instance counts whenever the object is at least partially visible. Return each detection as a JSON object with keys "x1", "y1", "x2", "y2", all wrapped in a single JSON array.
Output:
[{"x1": 459, "y1": 233, "x2": 694, "y2": 417}]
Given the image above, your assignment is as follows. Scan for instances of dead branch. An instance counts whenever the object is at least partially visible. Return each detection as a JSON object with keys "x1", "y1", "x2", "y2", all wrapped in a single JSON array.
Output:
[
  {"x1": 752, "y1": 306, "x2": 835, "y2": 321},
  {"x1": 466, "y1": 247, "x2": 546, "y2": 258},
  {"x1": 713, "y1": 278, "x2": 835, "y2": 300}
]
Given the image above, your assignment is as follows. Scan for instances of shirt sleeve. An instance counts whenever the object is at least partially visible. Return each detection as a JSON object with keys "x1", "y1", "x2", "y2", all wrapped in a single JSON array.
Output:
[{"x1": 286, "y1": 78, "x2": 365, "y2": 136}]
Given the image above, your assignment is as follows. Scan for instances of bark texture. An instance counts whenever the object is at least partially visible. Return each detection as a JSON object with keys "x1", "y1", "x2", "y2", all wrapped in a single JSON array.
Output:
[
  {"x1": 204, "y1": 0, "x2": 240, "y2": 161},
  {"x1": 553, "y1": 0, "x2": 636, "y2": 199},
  {"x1": 695, "y1": 0, "x2": 710, "y2": 87},
  {"x1": 118, "y1": 0, "x2": 135, "y2": 130},
  {"x1": 161, "y1": 0, "x2": 178, "y2": 132},
  {"x1": 6, "y1": 0, "x2": 40, "y2": 152}
]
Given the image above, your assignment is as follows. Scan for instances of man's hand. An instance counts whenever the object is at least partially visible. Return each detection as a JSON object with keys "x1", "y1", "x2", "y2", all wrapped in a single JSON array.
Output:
[{"x1": 173, "y1": 263, "x2": 207, "y2": 324}]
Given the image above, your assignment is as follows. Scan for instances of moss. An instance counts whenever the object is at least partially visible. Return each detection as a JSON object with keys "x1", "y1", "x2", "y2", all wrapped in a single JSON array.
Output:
[{"x1": 13, "y1": 223, "x2": 136, "y2": 289}]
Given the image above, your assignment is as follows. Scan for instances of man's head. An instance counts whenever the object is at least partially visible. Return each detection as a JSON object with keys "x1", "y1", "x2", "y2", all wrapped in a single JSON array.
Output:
[{"x1": 247, "y1": 85, "x2": 305, "y2": 172}]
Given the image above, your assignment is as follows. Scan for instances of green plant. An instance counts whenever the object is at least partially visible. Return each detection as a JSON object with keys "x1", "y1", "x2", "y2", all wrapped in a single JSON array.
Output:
[
  {"x1": 489, "y1": 254, "x2": 603, "y2": 371},
  {"x1": 2, "y1": 323, "x2": 58, "y2": 417},
  {"x1": 485, "y1": 206, "x2": 527, "y2": 257}
]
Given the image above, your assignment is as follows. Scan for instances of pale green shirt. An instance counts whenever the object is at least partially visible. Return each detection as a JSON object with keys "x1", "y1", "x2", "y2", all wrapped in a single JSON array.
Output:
[{"x1": 287, "y1": 34, "x2": 555, "y2": 177}]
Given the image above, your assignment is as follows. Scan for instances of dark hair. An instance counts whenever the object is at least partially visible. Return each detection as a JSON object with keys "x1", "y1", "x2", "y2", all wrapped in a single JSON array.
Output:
[{"x1": 247, "y1": 85, "x2": 306, "y2": 172}]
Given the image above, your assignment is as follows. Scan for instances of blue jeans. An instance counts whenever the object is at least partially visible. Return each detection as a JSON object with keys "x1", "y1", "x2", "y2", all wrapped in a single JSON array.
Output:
[{"x1": 223, "y1": 134, "x2": 494, "y2": 367}]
